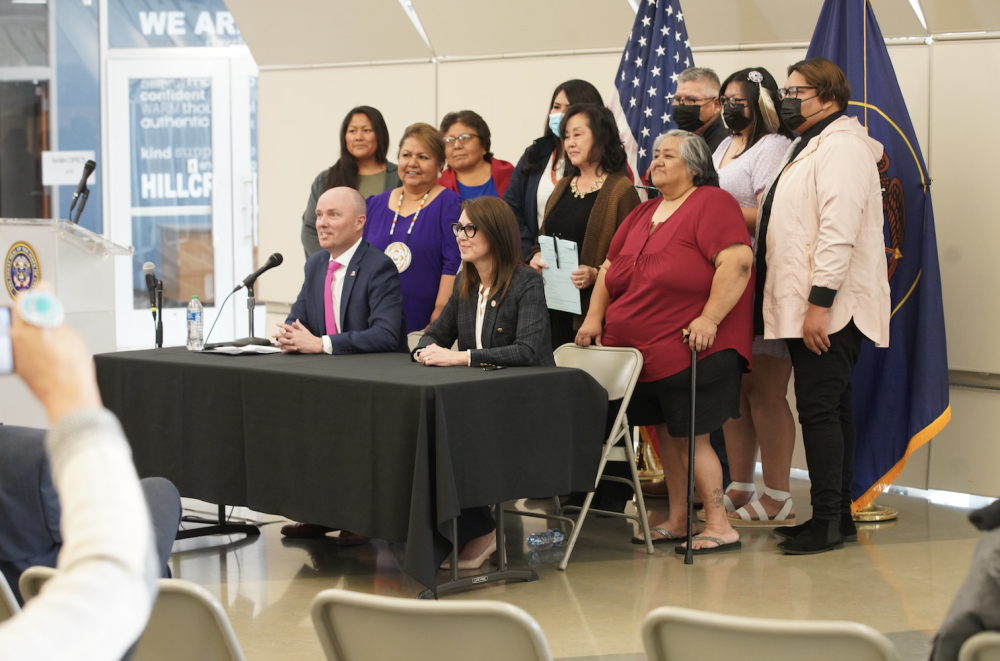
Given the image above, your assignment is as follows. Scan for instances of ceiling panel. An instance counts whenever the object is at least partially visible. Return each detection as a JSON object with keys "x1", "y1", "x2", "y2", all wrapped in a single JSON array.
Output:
[
  {"x1": 412, "y1": 0, "x2": 636, "y2": 57},
  {"x1": 921, "y1": 0, "x2": 1000, "y2": 34},
  {"x1": 225, "y1": 0, "x2": 432, "y2": 66},
  {"x1": 683, "y1": 0, "x2": 926, "y2": 46}
]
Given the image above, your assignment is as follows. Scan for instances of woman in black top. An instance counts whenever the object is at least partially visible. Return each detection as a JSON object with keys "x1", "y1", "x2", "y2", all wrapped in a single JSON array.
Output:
[
  {"x1": 300, "y1": 106, "x2": 402, "y2": 257},
  {"x1": 503, "y1": 80, "x2": 603, "y2": 259}
]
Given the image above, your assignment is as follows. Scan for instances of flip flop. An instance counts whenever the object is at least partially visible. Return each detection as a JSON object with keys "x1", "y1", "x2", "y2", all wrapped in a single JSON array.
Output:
[
  {"x1": 631, "y1": 526, "x2": 684, "y2": 545},
  {"x1": 674, "y1": 535, "x2": 742, "y2": 555}
]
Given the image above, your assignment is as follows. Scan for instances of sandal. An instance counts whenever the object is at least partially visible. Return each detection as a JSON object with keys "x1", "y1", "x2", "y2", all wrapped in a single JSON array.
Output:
[
  {"x1": 697, "y1": 481, "x2": 755, "y2": 521},
  {"x1": 674, "y1": 535, "x2": 742, "y2": 555},
  {"x1": 631, "y1": 526, "x2": 684, "y2": 545},
  {"x1": 729, "y1": 487, "x2": 796, "y2": 528}
]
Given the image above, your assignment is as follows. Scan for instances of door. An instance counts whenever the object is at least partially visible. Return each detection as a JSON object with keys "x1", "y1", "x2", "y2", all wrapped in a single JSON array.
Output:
[{"x1": 109, "y1": 57, "x2": 244, "y2": 348}]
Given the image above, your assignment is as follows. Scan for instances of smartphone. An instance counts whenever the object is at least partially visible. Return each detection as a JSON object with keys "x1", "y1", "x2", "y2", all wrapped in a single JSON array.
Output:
[{"x1": 0, "y1": 306, "x2": 12, "y2": 375}]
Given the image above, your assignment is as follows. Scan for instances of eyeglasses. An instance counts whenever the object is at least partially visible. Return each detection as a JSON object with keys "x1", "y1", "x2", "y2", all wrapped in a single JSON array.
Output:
[
  {"x1": 719, "y1": 96, "x2": 749, "y2": 106},
  {"x1": 777, "y1": 86, "x2": 817, "y2": 100},
  {"x1": 670, "y1": 97, "x2": 715, "y2": 107},
  {"x1": 452, "y1": 223, "x2": 478, "y2": 238},
  {"x1": 443, "y1": 133, "x2": 479, "y2": 145}
]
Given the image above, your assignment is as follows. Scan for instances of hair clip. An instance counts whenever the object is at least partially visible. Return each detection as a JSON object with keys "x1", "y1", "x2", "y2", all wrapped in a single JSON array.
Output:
[{"x1": 749, "y1": 70, "x2": 780, "y2": 133}]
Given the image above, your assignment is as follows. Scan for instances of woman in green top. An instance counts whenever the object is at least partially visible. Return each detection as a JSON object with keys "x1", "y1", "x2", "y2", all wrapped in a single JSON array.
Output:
[{"x1": 300, "y1": 106, "x2": 402, "y2": 256}]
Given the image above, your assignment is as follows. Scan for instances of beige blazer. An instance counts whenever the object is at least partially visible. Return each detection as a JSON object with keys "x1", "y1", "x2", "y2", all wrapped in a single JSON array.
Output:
[{"x1": 761, "y1": 115, "x2": 891, "y2": 347}]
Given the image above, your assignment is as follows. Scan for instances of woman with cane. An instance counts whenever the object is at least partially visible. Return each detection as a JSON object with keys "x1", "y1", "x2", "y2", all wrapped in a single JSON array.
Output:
[{"x1": 575, "y1": 130, "x2": 754, "y2": 555}]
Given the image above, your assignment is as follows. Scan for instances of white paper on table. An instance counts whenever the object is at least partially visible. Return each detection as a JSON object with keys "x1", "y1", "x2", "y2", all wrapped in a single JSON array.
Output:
[
  {"x1": 201, "y1": 344, "x2": 281, "y2": 355},
  {"x1": 538, "y1": 235, "x2": 581, "y2": 315}
]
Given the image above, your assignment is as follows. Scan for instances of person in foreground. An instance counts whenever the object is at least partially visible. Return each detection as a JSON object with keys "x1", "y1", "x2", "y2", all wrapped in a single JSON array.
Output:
[
  {"x1": 759, "y1": 58, "x2": 890, "y2": 555},
  {"x1": 415, "y1": 196, "x2": 553, "y2": 568},
  {"x1": 276, "y1": 186, "x2": 407, "y2": 542},
  {"x1": 276, "y1": 186, "x2": 407, "y2": 357},
  {"x1": 0, "y1": 288, "x2": 158, "y2": 660},
  {"x1": 930, "y1": 499, "x2": 1000, "y2": 661},
  {"x1": 576, "y1": 131, "x2": 754, "y2": 554}
]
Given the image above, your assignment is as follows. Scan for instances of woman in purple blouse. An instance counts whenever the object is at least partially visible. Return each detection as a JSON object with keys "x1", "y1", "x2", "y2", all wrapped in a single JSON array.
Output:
[
  {"x1": 365, "y1": 123, "x2": 462, "y2": 332},
  {"x1": 711, "y1": 67, "x2": 796, "y2": 528}
]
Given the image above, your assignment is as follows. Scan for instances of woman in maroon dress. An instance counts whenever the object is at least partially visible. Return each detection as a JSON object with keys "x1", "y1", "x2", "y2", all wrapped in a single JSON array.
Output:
[{"x1": 576, "y1": 130, "x2": 754, "y2": 554}]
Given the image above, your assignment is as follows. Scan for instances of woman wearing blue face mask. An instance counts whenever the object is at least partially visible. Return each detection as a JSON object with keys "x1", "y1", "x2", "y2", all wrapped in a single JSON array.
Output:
[{"x1": 503, "y1": 79, "x2": 604, "y2": 259}]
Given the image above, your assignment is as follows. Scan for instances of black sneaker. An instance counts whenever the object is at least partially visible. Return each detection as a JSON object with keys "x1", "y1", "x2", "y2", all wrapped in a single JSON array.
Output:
[
  {"x1": 774, "y1": 513, "x2": 857, "y2": 542},
  {"x1": 777, "y1": 519, "x2": 844, "y2": 555}
]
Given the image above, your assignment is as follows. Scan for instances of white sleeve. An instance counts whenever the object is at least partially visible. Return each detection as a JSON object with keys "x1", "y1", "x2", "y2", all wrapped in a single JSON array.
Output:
[
  {"x1": 0, "y1": 409, "x2": 158, "y2": 661},
  {"x1": 322, "y1": 335, "x2": 333, "y2": 354}
]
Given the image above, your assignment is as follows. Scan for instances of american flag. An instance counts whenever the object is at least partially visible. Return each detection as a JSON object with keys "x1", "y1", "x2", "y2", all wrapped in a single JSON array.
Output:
[{"x1": 609, "y1": 0, "x2": 695, "y2": 183}]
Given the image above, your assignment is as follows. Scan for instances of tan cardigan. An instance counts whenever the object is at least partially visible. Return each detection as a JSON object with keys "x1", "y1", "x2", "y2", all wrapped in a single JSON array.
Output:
[{"x1": 535, "y1": 170, "x2": 641, "y2": 325}]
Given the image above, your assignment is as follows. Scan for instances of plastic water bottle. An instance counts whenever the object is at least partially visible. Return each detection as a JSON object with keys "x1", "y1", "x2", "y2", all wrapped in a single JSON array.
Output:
[
  {"x1": 186, "y1": 296, "x2": 204, "y2": 351},
  {"x1": 526, "y1": 528, "x2": 565, "y2": 550}
]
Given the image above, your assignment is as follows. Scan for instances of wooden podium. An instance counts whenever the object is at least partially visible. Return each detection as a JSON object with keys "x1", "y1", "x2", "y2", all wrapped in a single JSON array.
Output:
[{"x1": 1, "y1": 218, "x2": 132, "y2": 428}]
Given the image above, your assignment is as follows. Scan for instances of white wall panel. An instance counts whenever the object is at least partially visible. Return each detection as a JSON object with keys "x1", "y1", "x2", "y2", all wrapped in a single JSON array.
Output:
[
  {"x1": 928, "y1": 388, "x2": 1000, "y2": 497},
  {"x1": 256, "y1": 63, "x2": 436, "y2": 306}
]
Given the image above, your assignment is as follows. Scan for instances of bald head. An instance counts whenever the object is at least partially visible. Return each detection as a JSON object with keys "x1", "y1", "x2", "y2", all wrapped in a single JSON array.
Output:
[{"x1": 315, "y1": 186, "x2": 367, "y2": 258}]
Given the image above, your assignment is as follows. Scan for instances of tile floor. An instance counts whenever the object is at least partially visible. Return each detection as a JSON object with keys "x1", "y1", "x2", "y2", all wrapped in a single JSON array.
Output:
[{"x1": 170, "y1": 478, "x2": 978, "y2": 660}]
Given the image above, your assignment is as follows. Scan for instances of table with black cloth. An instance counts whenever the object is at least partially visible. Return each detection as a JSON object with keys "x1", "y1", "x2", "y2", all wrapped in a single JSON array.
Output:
[{"x1": 94, "y1": 348, "x2": 607, "y2": 594}]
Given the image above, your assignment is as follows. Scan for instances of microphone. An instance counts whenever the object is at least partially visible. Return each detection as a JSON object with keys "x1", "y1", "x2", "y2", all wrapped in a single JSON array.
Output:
[
  {"x1": 142, "y1": 262, "x2": 158, "y2": 320},
  {"x1": 69, "y1": 160, "x2": 97, "y2": 214},
  {"x1": 232, "y1": 253, "x2": 283, "y2": 292}
]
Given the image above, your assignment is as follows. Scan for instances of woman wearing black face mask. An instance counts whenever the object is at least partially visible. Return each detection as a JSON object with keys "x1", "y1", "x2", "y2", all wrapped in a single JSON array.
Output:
[{"x1": 708, "y1": 67, "x2": 797, "y2": 530}]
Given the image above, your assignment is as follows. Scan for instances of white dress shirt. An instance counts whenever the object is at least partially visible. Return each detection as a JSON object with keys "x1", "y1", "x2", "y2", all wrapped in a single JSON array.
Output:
[
  {"x1": 468, "y1": 284, "x2": 490, "y2": 365},
  {"x1": 321, "y1": 237, "x2": 362, "y2": 354}
]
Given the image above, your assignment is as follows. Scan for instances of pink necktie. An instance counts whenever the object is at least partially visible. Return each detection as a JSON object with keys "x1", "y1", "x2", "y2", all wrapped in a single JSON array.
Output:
[{"x1": 324, "y1": 260, "x2": 342, "y2": 335}]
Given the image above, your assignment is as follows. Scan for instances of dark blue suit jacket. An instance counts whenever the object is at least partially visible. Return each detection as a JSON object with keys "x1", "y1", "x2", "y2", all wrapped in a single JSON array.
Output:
[{"x1": 286, "y1": 239, "x2": 407, "y2": 354}]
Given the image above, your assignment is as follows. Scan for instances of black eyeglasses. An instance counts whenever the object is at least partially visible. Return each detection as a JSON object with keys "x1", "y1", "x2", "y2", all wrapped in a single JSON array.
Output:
[
  {"x1": 452, "y1": 223, "x2": 478, "y2": 238},
  {"x1": 443, "y1": 134, "x2": 479, "y2": 145},
  {"x1": 777, "y1": 86, "x2": 817, "y2": 100},
  {"x1": 719, "y1": 96, "x2": 749, "y2": 106}
]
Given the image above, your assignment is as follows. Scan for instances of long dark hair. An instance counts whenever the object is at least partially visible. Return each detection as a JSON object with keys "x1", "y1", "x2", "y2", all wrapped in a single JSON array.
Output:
[
  {"x1": 719, "y1": 68, "x2": 793, "y2": 157},
  {"x1": 457, "y1": 197, "x2": 522, "y2": 303},
  {"x1": 325, "y1": 106, "x2": 390, "y2": 190},
  {"x1": 561, "y1": 104, "x2": 627, "y2": 178},
  {"x1": 523, "y1": 79, "x2": 603, "y2": 175}
]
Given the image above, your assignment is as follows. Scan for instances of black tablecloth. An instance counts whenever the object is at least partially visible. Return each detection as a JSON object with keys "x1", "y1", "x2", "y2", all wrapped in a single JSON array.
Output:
[{"x1": 94, "y1": 348, "x2": 607, "y2": 591}]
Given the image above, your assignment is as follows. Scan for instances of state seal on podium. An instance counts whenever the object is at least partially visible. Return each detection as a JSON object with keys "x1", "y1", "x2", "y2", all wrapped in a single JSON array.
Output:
[{"x1": 5, "y1": 242, "x2": 40, "y2": 298}]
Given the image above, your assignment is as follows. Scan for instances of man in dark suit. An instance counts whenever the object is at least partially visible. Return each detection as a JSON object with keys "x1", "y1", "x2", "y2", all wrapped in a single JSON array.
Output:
[
  {"x1": 276, "y1": 186, "x2": 406, "y2": 541},
  {"x1": 274, "y1": 186, "x2": 406, "y2": 355}
]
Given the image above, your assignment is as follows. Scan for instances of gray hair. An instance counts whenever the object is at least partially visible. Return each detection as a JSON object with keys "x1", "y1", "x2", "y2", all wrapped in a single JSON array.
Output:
[
  {"x1": 652, "y1": 130, "x2": 719, "y2": 187},
  {"x1": 677, "y1": 67, "x2": 721, "y2": 96}
]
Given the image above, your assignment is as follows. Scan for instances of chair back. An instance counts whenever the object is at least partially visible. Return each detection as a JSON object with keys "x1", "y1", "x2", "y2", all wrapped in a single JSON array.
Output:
[
  {"x1": 18, "y1": 565, "x2": 56, "y2": 602},
  {"x1": 407, "y1": 331, "x2": 424, "y2": 352},
  {"x1": 131, "y1": 579, "x2": 246, "y2": 661},
  {"x1": 960, "y1": 632, "x2": 1000, "y2": 661},
  {"x1": 311, "y1": 588, "x2": 554, "y2": 661},
  {"x1": 0, "y1": 572, "x2": 19, "y2": 622},
  {"x1": 553, "y1": 344, "x2": 641, "y2": 402},
  {"x1": 642, "y1": 606, "x2": 898, "y2": 661}
]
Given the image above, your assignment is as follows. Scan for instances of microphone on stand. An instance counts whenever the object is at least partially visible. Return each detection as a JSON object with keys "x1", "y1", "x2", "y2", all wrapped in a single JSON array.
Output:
[
  {"x1": 232, "y1": 253, "x2": 283, "y2": 293},
  {"x1": 142, "y1": 262, "x2": 163, "y2": 349},
  {"x1": 69, "y1": 160, "x2": 96, "y2": 214},
  {"x1": 142, "y1": 262, "x2": 158, "y2": 322},
  {"x1": 69, "y1": 160, "x2": 96, "y2": 224},
  {"x1": 222, "y1": 253, "x2": 284, "y2": 347}
]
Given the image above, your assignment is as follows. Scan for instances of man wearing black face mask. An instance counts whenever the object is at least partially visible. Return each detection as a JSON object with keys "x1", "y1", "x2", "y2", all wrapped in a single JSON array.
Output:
[{"x1": 671, "y1": 67, "x2": 726, "y2": 152}]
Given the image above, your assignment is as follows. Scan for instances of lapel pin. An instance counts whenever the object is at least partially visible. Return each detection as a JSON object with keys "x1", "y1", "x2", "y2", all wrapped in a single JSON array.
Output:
[
  {"x1": 491, "y1": 300, "x2": 496, "y2": 307},
  {"x1": 350, "y1": 271, "x2": 356, "y2": 277}
]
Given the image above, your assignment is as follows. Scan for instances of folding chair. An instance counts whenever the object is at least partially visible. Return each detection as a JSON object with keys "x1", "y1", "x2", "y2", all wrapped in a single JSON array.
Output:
[
  {"x1": 0, "y1": 572, "x2": 19, "y2": 622},
  {"x1": 960, "y1": 631, "x2": 1000, "y2": 661},
  {"x1": 507, "y1": 344, "x2": 652, "y2": 570},
  {"x1": 642, "y1": 606, "x2": 898, "y2": 661},
  {"x1": 311, "y1": 588, "x2": 554, "y2": 661},
  {"x1": 407, "y1": 331, "x2": 425, "y2": 352},
  {"x1": 19, "y1": 569, "x2": 246, "y2": 661}
]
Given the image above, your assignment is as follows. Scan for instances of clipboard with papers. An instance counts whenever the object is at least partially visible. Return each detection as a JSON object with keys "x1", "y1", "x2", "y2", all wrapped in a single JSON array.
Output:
[{"x1": 538, "y1": 235, "x2": 582, "y2": 315}]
